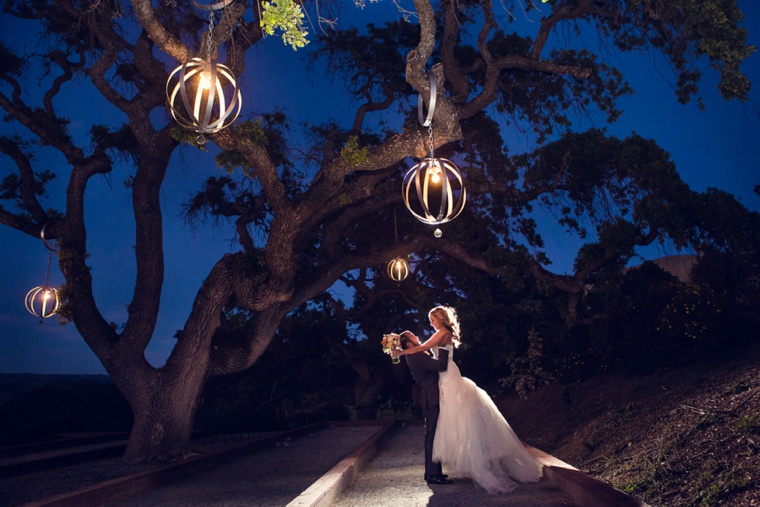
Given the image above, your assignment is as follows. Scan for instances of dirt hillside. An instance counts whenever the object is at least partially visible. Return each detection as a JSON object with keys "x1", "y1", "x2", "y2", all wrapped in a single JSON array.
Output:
[{"x1": 501, "y1": 342, "x2": 760, "y2": 506}]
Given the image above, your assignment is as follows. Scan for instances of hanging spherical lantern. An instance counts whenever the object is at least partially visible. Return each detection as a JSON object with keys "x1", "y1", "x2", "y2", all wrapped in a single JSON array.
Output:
[
  {"x1": 387, "y1": 257, "x2": 410, "y2": 282},
  {"x1": 166, "y1": 57, "x2": 242, "y2": 142},
  {"x1": 25, "y1": 286, "x2": 60, "y2": 318},
  {"x1": 402, "y1": 157, "x2": 466, "y2": 225}
]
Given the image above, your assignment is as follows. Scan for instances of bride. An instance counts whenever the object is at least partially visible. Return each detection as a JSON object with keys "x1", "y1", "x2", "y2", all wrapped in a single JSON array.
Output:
[{"x1": 393, "y1": 305, "x2": 541, "y2": 494}]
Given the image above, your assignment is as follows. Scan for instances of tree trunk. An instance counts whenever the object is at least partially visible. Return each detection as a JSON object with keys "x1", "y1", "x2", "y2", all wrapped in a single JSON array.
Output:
[
  {"x1": 121, "y1": 374, "x2": 205, "y2": 464},
  {"x1": 354, "y1": 369, "x2": 386, "y2": 420}
]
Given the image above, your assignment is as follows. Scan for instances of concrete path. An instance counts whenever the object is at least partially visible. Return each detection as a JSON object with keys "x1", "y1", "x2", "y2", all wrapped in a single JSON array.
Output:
[
  {"x1": 26, "y1": 421, "x2": 643, "y2": 506},
  {"x1": 330, "y1": 423, "x2": 578, "y2": 507}
]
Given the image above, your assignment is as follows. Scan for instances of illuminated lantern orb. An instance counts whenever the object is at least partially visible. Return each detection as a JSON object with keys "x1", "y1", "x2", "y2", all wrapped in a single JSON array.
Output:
[
  {"x1": 387, "y1": 257, "x2": 410, "y2": 282},
  {"x1": 402, "y1": 158, "x2": 466, "y2": 225},
  {"x1": 25, "y1": 286, "x2": 60, "y2": 318},
  {"x1": 166, "y1": 57, "x2": 242, "y2": 142}
]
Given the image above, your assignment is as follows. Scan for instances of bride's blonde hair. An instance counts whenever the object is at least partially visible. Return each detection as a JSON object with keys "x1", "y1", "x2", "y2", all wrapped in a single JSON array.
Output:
[{"x1": 429, "y1": 305, "x2": 462, "y2": 347}]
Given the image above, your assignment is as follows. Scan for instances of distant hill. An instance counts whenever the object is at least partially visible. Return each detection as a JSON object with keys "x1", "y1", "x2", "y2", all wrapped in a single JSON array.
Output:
[
  {"x1": 0, "y1": 373, "x2": 111, "y2": 406},
  {"x1": 626, "y1": 254, "x2": 697, "y2": 283},
  {"x1": 0, "y1": 373, "x2": 130, "y2": 437}
]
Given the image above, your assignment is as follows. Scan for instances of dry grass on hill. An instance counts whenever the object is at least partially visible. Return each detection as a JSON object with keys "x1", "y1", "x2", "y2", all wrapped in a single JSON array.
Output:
[{"x1": 502, "y1": 341, "x2": 760, "y2": 506}]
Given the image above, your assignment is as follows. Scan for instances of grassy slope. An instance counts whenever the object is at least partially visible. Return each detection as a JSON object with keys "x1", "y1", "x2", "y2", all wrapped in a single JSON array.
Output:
[{"x1": 500, "y1": 342, "x2": 760, "y2": 506}]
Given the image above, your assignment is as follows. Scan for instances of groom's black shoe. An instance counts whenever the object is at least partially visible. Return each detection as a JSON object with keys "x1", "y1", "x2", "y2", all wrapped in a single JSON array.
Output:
[{"x1": 425, "y1": 475, "x2": 453, "y2": 485}]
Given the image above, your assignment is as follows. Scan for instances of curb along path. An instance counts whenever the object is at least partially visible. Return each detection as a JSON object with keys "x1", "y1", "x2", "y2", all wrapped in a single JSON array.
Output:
[{"x1": 108, "y1": 424, "x2": 382, "y2": 507}]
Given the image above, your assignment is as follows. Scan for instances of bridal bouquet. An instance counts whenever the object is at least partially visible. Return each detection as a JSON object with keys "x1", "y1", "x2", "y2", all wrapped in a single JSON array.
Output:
[{"x1": 381, "y1": 333, "x2": 401, "y2": 364}]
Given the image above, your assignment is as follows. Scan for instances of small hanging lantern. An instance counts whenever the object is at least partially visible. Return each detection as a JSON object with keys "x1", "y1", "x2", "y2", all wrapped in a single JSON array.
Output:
[
  {"x1": 387, "y1": 257, "x2": 410, "y2": 282},
  {"x1": 402, "y1": 70, "x2": 466, "y2": 225},
  {"x1": 167, "y1": 58, "x2": 241, "y2": 144},
  {"x1": 387, "y1": 210, "x2": 411, "y2": 282},
  {"x1": 25, "y1": 286, "x2": 60, "y2": 319},
  {"x1": 166, "y1": 1, "x2": 241, "y2": 144},
  {"x1": 403, "y1": 157, "x2": 466, "y2": 225},
  {"x1": 25, "y1": 224, "x2": 60, "y2": 318}
]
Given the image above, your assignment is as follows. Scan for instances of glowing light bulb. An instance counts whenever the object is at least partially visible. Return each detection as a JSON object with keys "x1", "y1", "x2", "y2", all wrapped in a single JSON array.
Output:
[
  {"x1": 430, "y1": 168, "x2": 441, "y2": 184},
  {"x1": 43, "y1": 290, "x2": 51, "y2": 300},
  {"x1": 198, "y1": 71, "x2": 212, "y2": 90}
]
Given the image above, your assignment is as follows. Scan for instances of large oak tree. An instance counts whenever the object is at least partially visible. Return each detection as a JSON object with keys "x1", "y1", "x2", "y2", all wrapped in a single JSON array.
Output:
[{"x1": 0, "y1": 0, "x2": 754, "y2": 462}]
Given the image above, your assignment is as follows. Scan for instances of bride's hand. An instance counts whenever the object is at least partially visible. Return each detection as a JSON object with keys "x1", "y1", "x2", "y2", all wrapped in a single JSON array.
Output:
[{"x1": 390, "y1": 348, "x2": 402, "y2": 359}]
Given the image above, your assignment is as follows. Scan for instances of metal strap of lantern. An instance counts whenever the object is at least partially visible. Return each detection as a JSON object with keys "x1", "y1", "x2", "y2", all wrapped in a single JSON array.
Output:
[
  {"x1": 192, "y1": 0, "x2": 234, "y2": 9},
  {"x1": 402, "y1": 71, "x2": 466, "y2": 232},
  {"x1": 25, "y1": 224, "x2": 61, "y2": 319},
  {"x1": 166, "y1": 0, "x2": 241, "y2": 145}
]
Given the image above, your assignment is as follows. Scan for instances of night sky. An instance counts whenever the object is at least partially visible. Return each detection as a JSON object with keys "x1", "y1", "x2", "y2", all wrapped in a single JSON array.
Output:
[{"x1": 1, "y1": 2, "x2": 758, "y2": 374}]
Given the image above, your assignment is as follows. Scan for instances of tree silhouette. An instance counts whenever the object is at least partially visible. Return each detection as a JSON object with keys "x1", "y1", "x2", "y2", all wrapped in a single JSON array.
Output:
[{"x1": 0, "y1": 0, "x2": 754, "y2": 462}]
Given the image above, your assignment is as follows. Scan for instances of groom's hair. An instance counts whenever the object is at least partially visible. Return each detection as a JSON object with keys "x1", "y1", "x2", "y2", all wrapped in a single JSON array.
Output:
[{"x1": 400, "y1": 334, "x2": 413, "y2": 349}]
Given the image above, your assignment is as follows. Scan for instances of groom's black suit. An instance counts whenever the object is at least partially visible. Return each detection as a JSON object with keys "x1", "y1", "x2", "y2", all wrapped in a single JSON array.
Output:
[{"x1": 404, "y1": 346, "x2": 449, "y2": 479}]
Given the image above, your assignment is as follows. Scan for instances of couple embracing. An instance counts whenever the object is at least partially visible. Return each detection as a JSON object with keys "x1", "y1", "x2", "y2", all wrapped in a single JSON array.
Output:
[{"x1": 390, "y1": 305, "x2": 541, "y2": 494}]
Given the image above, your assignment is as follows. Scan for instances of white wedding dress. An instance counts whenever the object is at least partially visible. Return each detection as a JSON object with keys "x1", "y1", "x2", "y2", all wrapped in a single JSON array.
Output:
[{"x1": 432, "y1": 344, "x2": 541, "y2": 494}]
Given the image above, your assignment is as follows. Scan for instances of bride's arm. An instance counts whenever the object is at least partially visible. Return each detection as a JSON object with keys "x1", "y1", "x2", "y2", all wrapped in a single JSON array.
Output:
[{"x1": 396, "y1": 330, "x2": 451, "y2": 356}]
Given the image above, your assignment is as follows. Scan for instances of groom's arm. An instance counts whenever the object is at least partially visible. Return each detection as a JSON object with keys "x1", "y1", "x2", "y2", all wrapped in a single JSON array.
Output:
[{"x1": 418, "y1": 349, "x2": 449, "y2": 372}]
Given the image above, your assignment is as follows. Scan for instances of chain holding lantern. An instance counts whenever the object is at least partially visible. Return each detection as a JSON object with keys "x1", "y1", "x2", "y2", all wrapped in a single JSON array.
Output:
[
  {"x1": 166, "y1": 0, "x2": 241, "y2": 145},
  {"x1": 402, "y1": 71, "x2": 466, "y2": 227},
  {"x1": 24, "y1": 224, "x2": 61, "y2": 319}
]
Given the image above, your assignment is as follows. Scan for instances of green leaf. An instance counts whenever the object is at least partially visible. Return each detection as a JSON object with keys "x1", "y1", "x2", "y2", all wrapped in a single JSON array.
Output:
[{"x1": 260, "y1": 0, "x2": 309, "y2": 50}]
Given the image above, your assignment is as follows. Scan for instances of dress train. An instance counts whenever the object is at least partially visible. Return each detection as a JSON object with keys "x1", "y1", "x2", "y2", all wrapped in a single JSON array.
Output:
[{"x1": 432, "y1": 345, "x2": 541, "y2": 494}]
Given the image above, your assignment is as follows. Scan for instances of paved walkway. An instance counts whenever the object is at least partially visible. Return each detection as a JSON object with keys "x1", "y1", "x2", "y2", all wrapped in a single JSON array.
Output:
[
  {"x1": 107, "y1": 423, "x2": 577, "y2": 506},
  {"x1": 330, "y1": 423, "x2": 577, "y2": 507},
  {"x1": 23, "y1": 422, "x2": 642, "y2": 506}
]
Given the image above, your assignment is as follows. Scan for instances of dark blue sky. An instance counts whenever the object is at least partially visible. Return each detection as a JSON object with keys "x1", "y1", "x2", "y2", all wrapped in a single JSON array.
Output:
[{"x1": 1, "y1": 2, "x2": 758, "y2": 374}]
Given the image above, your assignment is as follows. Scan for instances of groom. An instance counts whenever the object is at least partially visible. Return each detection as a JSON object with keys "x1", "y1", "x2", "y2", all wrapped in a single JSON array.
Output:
[{"x1": 398, "y1": 331, "x2": 453, "y2": 485}]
